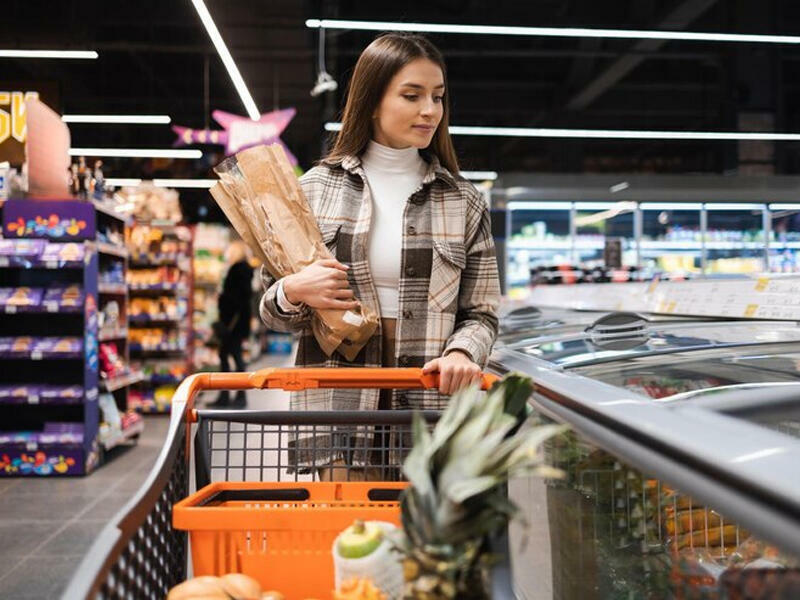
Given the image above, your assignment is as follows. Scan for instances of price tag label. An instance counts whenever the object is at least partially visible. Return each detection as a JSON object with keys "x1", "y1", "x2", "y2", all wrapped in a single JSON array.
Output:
[
  {"x1": 744, "y1": 304, "x2": 759, "y2": 317},
  {"x1": 31, "y1": 351, "x2": 42, "y2": 361},
  {"x1": 28, "y1": 395, "x2": 39, "y2": 405},
  {"x1": 45, "y1": 261, "x2": 57, "y2": 269},
  {"x1": 45, "y1": 302, "x2": 59, "y2": 312},
  {"x1": 755, "y1": 277, "x2": 769, "y2": 292},
  {"x1": 5, "y1": 306, "x2": 16, "y2": 314},
  {"x1": 26, "y1": 442, "x2": 38, "y2": 451},
  {"x1": 0, "y1": 257, "x2": 8, "y2": 267}
]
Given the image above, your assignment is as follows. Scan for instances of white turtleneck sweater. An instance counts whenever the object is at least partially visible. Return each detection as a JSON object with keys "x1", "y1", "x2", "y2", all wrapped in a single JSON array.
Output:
[
  {"x1": 362, "y1": 141, "x2": 427, "y2": 318},
  {"x1": 277, "y1": 140, "x2": 426, "y2": 318}
]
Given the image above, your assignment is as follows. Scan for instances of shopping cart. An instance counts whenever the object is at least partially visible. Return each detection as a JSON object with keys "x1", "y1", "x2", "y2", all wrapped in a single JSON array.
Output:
[{"x1": 63, "y1": 367, "x2": 516, "y2": 600}]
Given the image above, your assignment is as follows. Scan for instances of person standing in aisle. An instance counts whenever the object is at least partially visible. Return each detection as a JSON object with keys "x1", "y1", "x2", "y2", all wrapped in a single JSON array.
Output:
[
  {"x1": 210, "y1": 240, "x2": 254, "y2": 408},
  {"x1": 259, "y1": 33, "x2": 500, "y2": 478}
]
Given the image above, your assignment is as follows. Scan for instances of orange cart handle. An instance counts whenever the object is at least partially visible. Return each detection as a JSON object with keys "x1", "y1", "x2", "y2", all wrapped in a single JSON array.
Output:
[{"x1": 198, "y1": 367, "x2": 498, "y2": 392}]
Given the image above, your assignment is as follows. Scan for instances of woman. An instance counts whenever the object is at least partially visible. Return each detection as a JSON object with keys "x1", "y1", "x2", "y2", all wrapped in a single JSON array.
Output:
[
  {"x1": 259, "y1": 33, "x2": 500, "y2": 477},
  {"x1": 210, "y1": 240, "x2": 254, "y2": 408}
]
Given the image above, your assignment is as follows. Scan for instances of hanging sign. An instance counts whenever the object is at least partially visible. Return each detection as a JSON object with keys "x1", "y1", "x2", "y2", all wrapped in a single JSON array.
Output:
[
  {"x1": 0, "y1": 82, "x2": 60, "y2": 166},
  {"x1": 172, "y1": 107, "x2": 298, "y2": 165}
]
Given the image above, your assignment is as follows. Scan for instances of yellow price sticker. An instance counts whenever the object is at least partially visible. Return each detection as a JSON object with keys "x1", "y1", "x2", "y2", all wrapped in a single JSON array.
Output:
[
  {"x1": 666, "y1": 301, "x2": 677, "y2": 313},
  {"x1": 755, "y1": 277, "x2": 769, "y2": 292},
  {"x1": 744, "y1": 304, "x2": 759, "y2": 317}
]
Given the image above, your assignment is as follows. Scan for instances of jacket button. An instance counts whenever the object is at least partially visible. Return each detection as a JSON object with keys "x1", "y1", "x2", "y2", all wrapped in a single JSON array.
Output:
[
  {"x1": 405, "y1": 266, "x2": 416, "y2": 277},
  {"x1": 411, "y1": 196, "x2": 424, "y2": 205},
  {"x1": 407, "y1": 225, "x2": 416, "y2": 235},
  {"x1": 399, "y1": 355, "x2": 409, "y2": 366},
  {"x1": 403, "y1": 309, "x2": 413, "y2": 319}
]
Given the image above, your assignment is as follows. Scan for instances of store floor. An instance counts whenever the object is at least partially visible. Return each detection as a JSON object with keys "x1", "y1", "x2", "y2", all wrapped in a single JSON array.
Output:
[{"x1": 0, "y1": 348, "x2": 296, "y2": 600}]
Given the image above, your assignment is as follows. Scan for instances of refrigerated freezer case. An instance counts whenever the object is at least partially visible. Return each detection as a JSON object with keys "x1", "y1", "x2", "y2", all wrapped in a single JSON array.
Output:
[{"x1": 489, "y1": 311, "x2": 800, "y2": 599}]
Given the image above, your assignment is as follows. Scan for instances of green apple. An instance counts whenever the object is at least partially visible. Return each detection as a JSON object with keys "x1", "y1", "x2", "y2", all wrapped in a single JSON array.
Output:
[{"x1": 336, "y1": 520, "x2": 384, "y2": 559}]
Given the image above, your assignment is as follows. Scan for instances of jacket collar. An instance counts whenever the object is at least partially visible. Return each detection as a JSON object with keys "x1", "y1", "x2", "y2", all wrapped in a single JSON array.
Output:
[{"x1": 328, "y1": 151, "x2": 459, "y2": 190}]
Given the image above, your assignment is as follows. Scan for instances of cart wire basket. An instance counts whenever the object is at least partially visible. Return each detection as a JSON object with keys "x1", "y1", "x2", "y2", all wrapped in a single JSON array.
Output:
[{"x1": 62, "y1": 367, "x2": 515, "y2": 600}]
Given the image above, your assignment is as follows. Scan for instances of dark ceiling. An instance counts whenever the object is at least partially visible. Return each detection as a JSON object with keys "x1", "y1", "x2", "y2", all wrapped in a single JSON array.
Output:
[{"x1": 5, "y1": 0, "x2": 800, "y2": 219}]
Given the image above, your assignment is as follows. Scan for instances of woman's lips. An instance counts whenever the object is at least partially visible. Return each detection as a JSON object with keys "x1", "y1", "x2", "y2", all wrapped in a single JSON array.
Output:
[{"x1": 413, "y1": 125, "x2": 434, "y2": 133}]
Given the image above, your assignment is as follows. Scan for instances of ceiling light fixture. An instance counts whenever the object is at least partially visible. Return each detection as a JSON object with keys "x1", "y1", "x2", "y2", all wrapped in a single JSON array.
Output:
[
  {"x1": 190, "y1": 0, "x2": 260, "y2": 120},
  {"x1": 325, "y1": 122, "x2": 800, "y2": 140},
  {"x1": 0, "y1": 50, "x2": 99, "y2": 59},
  {"x1": 62, "y1": 115, "x2": 171, "y2": 124},
  {"x1": 104, "y1": 178, "x2": 143, "y2": 187},
  {"x1": 69, "y1": 148, "x2": 202, "y2": 159},
  {"x1": 306, "y1": 19, "x2": 800, "y2": 45},
  {"x1": 461, "y1": 170, "x2": 498, "y2": 180},
  {"x1": 153, "y1": 178, "x2": 215, "y2": 188}
]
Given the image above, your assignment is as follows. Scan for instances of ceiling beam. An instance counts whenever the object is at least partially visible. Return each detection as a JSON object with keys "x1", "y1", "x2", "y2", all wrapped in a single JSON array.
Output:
[{"x1": 566, "y1": 0, "x2": 719, "y2": 110}]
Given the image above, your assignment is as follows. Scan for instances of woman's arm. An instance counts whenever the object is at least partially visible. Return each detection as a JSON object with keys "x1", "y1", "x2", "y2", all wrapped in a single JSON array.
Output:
[
  {"x1": 259, "y1": 266, "x2": 314, "y2": 333},
  {"x1": 446, "y1": 193, "x2": 500, "y2": 364}
]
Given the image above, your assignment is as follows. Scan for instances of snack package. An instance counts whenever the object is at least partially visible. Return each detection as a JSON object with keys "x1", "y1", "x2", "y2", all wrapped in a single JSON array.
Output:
[
  {"x1": 41, "y1": 242, "x2": 84, "y2": 264},
  {"x1": 45, "y1": 285, "x2": 84, "y2": 309},
  {"x1": 211, "y1": 144, "x2": 378, "y2": 360},
  {"x1": 40, "y1": 385, "x2": 83, "y2": 403},
  {"x1": 4, "y1": 287, "x2": 44, "y2": 307}
]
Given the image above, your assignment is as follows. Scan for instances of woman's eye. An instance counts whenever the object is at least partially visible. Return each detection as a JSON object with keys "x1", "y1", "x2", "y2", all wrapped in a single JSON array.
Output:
[
  {"x1": 434, "y1": 96, "x2": 444, "y2": 103},
  {"x1": 403, "y1": 94, "x2": 418, "y2": 101}
]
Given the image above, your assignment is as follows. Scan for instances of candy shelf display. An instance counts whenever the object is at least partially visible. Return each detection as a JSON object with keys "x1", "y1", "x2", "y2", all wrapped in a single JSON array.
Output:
[
  {"x1": 0, "y1": 199, "x2": 143, "y2": 477},
  {"x1": 127, "y1": 224, "x2": 193, "y2": 414}
]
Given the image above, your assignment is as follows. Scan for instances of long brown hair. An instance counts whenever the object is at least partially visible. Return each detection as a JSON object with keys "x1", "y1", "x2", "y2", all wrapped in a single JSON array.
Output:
[{"x1": 324, "y1": 33, "x2": 459, "y2": 174}]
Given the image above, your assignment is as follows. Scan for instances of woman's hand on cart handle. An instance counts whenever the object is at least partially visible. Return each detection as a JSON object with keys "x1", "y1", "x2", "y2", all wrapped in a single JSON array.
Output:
[
  {"x1": 422, "y1": 351, "x2": 484, "y2": 395},
  {"x1": 283, "y1": 259, "x2": 358, "y2": 310}
]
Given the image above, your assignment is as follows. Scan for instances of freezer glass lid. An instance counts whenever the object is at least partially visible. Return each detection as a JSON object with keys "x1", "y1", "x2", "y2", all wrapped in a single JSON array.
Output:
[{"x1": 516, "y1": 321, "x2": 800, "y2": 367}]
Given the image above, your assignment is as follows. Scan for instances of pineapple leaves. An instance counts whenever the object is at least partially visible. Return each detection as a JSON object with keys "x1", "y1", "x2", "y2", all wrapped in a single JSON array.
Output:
[{"x1": 399, "y1": 372, "x2": 566, "y2": 551}]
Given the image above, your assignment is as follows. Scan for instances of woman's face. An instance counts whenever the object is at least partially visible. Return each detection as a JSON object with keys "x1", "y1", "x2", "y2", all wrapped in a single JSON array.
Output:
[{"x1": 372, "y1": 58, "x2": 445, "y2": 149}]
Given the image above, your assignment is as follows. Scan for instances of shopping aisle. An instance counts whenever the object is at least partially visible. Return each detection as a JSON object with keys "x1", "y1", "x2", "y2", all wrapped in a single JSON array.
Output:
[
  {"x1": 0, "y1": 347, "x2": 296, "y2": 600},
  {"x1": 0, "y1": 416, "x2": 170, "y2": 600}
]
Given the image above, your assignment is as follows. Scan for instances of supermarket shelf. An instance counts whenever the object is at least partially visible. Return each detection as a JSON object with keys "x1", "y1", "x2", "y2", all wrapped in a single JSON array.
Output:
[
  {"x1": 128, "y1": 284, "x2": 187, "y2": 294},
  {"x1": 96, "y1": 242, "x2": 129, "y2": 259},
  {"x1": 100, "y1": 418, "x2": 145, "y2": 451},
  {"x1": 93, "y1": 200, "x2": 129, "y2": 223},
  {"x1": 98, "y1": 283, "x2": 127, "y2": 295},
  {"x1": 142, "y1": 375, "x2": 183, "y2": 385},
  {"x1": 0, "y1": 256, "x2": 84, "y2": 270},
  {"x1": 128, "y1": 315, "x2": 183, "y2": 326},
  {"x1": 100, "y1": 371, "x2": 144, "y2": 393},
  {"x1": 0, "y1": 394, "x2": 84, "y2": 406},
  {"x1": 193, "y1": 280, "x2": 219, "y2": 290},
  {"x1": 133, "y1": 400, "x2": 171, "y2": 414},
  {"x1": 0, "y1": 350, "x2": 83, "y2": 361},
  {"x1": 98, "y1": 327, "x2": 128, "y2": 342},
  {"x1": 508, "y1": 240, "x2": 605, "y2": 250},
  {"x1": 1, "y1": 303, "x2": 82, "y2": 315},
  {"x1": 130, "y1": 345, "x2": 187, "y2": 355}
]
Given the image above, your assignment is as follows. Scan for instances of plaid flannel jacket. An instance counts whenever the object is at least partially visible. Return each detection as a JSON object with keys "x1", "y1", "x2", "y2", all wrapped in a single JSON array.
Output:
[{"x1": 259, "y1": 152, "x2": 500, "y2": 418}]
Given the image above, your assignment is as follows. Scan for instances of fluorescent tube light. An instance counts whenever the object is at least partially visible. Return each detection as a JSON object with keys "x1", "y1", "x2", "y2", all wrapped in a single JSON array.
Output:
[
  {"x1": 0, "y1": 50, "x2": 98, "y2": 59},
  {"x1": 461, "y1": 170, "x2": 498, "y2": 180},
  {"x1": 105, "y1": 178, "x2": 143, "y2": 187},
  {"x1": 153, "y1": 178, "x2": 215, "y2": 188},
  {"x1": 769, "y1": 204, "x2": 800, "y2": 210},
  {"x1": 507, "y1": 201, "x2": 573, "y2": 211},
  {"x1": 191, "y1": 0, "x2": 260, "y2": 120},
  {"x1": 306, "y1": 19, "x2": 800, "y2": 45},
  {"x1": 575, "y1": 202, "x2": 624, "y2": 210},
  {"x1": 703, "y1": 203, "x2": 765, "y2": 211},
  {"x1": 609, "y1": 181, "x2": 629, "y2": 193},
  {"x1": 640, "y1": 203, "x2": 703, "y2": 211},
  {"x1": 62, "y1": 115, "x2": 171, "y2": 124},
  {"x1": 69, "y1": 148, "x2": 202, "y2": 159},
  {"x1": 326, "y1": 122, "x2": 800, "y2": 140}
]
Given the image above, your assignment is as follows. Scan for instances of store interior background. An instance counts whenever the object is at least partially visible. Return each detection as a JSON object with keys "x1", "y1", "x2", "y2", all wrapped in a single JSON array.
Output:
[{"x1": 5, "y1": 1, "x2": 800, "y2": 598}]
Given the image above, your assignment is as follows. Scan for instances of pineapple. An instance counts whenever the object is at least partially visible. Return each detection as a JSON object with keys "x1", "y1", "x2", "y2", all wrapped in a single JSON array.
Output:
[{"x1": 396, "y1": 373, "x2": 566, "y2": 599}]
